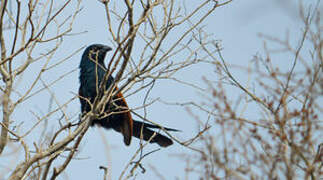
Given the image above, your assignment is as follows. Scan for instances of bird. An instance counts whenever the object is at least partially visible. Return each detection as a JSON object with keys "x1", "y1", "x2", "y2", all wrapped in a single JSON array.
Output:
[{"x1": 78, "y1": 44, "x2": 177, "y2": 147}]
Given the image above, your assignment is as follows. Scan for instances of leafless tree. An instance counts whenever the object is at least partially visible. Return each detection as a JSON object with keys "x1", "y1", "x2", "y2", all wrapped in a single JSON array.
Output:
[
  {"x1": 174, "y1": 1, "x2": 322, "y2": 179},
  {"x1": 0, "y1": 0, "x2": 232, "y2": 179}
]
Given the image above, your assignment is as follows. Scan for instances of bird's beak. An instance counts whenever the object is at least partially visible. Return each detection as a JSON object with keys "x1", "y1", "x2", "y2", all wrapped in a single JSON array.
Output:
[{"x1": 102, "y1": 46, "x2": 112, "y2": 52}]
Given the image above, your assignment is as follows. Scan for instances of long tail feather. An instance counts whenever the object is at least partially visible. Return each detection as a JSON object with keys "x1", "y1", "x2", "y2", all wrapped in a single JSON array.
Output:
[
  {"x1": 133, "y1": 121, "x2": 179, "y2": 132},
  {"x1": 132, "y1": 120, "x2": 174, "y2": 147}
]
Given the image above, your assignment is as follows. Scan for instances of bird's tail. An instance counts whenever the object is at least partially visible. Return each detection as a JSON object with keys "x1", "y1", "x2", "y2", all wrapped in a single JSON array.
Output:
[{"x1": 132, "y1": 120, "x2": 178, "y2": 147}]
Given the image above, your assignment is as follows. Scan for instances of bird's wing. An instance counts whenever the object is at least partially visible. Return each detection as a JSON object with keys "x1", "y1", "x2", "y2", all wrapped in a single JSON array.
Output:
[{"x1": 113, "y1": 87, "x2": 133, "y2": 146}]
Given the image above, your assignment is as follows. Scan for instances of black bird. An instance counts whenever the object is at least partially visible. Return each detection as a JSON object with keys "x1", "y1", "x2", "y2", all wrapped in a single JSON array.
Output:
[{"x1": 79, "y1": 44, "x2": 177, "y2": 147}]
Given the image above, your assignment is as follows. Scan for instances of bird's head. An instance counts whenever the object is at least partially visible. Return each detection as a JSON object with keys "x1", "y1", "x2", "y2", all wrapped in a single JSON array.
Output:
[{"x1": 81, "y1": 44, "x2": 112, "y2": 67}]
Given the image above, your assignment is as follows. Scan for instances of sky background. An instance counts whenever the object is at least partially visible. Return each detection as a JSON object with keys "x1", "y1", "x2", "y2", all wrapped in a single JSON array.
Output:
[{"x1": 1, "y1": 0, "x2": 321, "y2": 179}]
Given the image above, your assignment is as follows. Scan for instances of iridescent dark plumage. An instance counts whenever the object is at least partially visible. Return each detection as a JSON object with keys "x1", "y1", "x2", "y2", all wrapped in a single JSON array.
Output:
[{"x1": 79, "y1": 44, "x2": 176, "y2": 147}]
